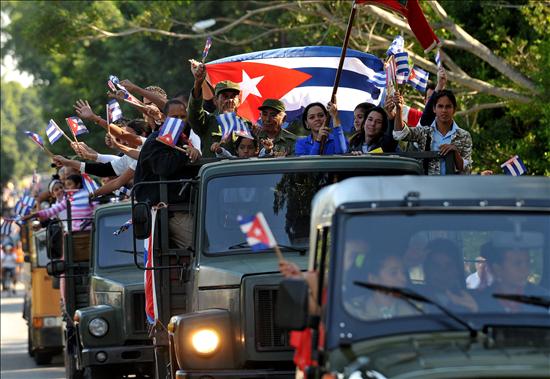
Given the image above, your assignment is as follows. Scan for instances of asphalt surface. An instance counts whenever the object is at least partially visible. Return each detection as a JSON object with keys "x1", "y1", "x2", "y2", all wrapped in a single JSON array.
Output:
[{"x1": 1, "y1": 287, "x2": 64, "y2": 379}]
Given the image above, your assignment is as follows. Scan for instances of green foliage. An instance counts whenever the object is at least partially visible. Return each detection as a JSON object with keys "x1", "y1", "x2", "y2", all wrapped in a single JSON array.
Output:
[
  {"x1": 1, "y1": 0, "x2": 548, "y2": 178},
  {"x1": 0, "y1": 80, "x2": 51, "y2": 185}
]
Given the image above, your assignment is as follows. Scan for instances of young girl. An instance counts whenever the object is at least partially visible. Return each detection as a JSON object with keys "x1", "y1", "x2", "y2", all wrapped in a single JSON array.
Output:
[
  {"x1": 24, "y1": 175, "x2": 94, "y2": 232},
  {"x1": 349, "y1": 106, "x2": 398, "y2": 154},
  {"x1": 210, "y1": 136, "x2": 258, "y2": 158},
  {"x1": 294, "y1": 101, "x2": 347, "y2": 156}
]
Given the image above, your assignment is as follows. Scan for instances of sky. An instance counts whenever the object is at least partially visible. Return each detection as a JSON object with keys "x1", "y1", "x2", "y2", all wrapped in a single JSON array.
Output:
[{"x1": 1, "y1": 11, "x2": 34, "y2": 87}]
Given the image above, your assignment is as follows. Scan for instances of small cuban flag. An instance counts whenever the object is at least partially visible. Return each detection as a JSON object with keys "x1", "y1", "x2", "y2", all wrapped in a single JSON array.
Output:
[
  {"x1": 408, "y1": 66, "x2": 429, "y2": 93},
  {"x1": 216, "y1": 112, "x2": 251, "y2": 140},
  {"x1": 501, "y1": 155, "x2": 527, "y2": 176},
  {"x1": 202, "y1": 36, "x2": 212, "y2": 62},
  {"x1": 386, "y1": 35, "x2": 405, "y2": 57},
  {"x1": 0, "y1": 219, "x2": 13, "y2": 236},
  {"x1": 115, "y1": 186, "x2": 132, "y2": 198},
  {"x1": 113, "y1": 218, "x2": 133, "y2": 236},
  {"x1": 66, "y1": 116, "x2": 89, "y2": 136},
  {"x1": 24, "y1": 131, "x2": 45, "y2": 149},
  {"x1": 107, "y1": 99, "x2": 123, "y2": 123},
  {"x1": 108, "y1": 75, "x2": 141, "y2": 105},
  {"x1": 157, "y1": 117, "x2": 184, "y2": 146},
  {"x1": 81, "y1": 173, "x2": 99, "y2": 194},
  {"x1": 435, "y1": 49, "x2": 442, "y2": 68},
  {"x1": 46, "y1": 119, "x2": 63, "y2": 144},
  {"x1": 394, "y1": 52, "x2": 410, "y2": 76},
  {"x1": 14, "y1": 195, "x2": 35, "y2": 216},
  {"x1": 237, "y1": 212, "x2": 277, "y2": 252}
]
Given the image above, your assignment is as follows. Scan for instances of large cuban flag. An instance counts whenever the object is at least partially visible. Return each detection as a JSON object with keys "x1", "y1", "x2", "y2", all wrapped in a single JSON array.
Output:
[{"x1": 206, "y1": 46, "x2": 385, "y2": 133}]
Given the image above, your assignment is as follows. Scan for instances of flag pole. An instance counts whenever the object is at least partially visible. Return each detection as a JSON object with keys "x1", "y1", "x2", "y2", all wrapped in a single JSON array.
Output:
[
  {"x1": 320, "y1": 0, "x2": 358, "y2": 154},
  {"x1": 54, "y1": 122, "x2": 73, "y2": 144},
  {"x1": 273, "y1": 245, "x2": 284, "y2": 263},
  {"x1": 41, "y1": 145, "x2": 54, "y2": 157}
]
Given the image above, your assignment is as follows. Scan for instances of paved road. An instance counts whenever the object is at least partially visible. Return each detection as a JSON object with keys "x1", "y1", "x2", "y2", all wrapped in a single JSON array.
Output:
[{"x1": 1, "y1": 288, "x2": 64, "y2": 379}]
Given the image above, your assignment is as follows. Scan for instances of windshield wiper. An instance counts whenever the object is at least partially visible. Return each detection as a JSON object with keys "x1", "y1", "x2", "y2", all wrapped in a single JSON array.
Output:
[
  {"x1": 115, "y1": 249, "x2": 143, "y2": 255},
  {"x1": 354, "y1": 281, "x2": 478, "y2": 337},
  {"x1": 226, "y1": 242, "x2": 306, "y2": 254},
  {"x1": 492, "y1": 293, "x2": 550, "y2": 309}
]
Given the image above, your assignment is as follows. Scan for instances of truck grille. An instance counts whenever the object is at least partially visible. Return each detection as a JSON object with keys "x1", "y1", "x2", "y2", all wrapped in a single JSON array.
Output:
[
  {"x1": 132, "y1": 292, "x2": 148, "y2": 333},
  {"x1": 254, "y1": 286, "x2": 290, "y2": 351}
]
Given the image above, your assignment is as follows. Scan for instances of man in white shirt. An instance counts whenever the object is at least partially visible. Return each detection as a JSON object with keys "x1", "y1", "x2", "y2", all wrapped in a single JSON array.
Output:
[{"x1": 466, "y1": 256, "x2": 493, "y2": 289}]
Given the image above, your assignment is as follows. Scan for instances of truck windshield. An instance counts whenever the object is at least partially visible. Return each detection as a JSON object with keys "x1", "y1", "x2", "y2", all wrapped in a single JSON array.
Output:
[
  {"x1": 97, "y1": 212, "x2": 142, "y2": 268},
  {"x1": 205, "y1": 172, "x2": 342, "y2": 254},
  {"x1": 339, "y1": 212, "x2": 549, "y2": 321}
]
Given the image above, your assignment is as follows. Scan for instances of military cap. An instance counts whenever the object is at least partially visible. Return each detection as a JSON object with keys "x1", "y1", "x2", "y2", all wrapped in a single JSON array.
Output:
[
  {"x1": 258, "y1": 99, "x2": 286, "y2": 113},
  {"x1": 214, "y1": 80, "x2": 241, "y2": 96}
]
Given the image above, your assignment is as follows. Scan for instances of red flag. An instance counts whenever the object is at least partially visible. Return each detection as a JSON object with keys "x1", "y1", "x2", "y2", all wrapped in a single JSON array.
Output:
[
  {"x1": 206, "y1": 61, "x2": 311, "y2": 122},
  {"x1": 357, "y1": 0, "x2": 440, "y2": 53}
]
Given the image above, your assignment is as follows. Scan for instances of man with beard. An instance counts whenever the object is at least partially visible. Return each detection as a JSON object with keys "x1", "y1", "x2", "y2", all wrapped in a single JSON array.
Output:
[{"x1": 256, "y1": 99, "x2": 296, "y2": 157}]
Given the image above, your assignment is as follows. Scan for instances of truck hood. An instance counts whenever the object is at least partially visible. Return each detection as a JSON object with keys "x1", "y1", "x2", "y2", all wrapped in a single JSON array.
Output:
[
  {"x1": 336, "y1": 330, "x2": 550, "y2": 379},
  {"x1": 91, "y1": 266, "x2": 144, "y2": 291},
  {"x1": 198, "y1": 253, "x2": 308, "y2": 287}
]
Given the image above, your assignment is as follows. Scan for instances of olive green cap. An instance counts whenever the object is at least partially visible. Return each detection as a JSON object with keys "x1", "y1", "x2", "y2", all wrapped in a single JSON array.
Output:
[
  {"x1": 214, "y1": 80, "x2": 241, "y2": 96},
  {"x1": 258, "y1": 98, "x2": 286, "y2": 113}
]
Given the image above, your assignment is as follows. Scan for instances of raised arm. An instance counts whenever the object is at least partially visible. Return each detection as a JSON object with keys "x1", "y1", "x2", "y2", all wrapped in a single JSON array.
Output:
[
  {"x1": 120, "y1": 79, "x2": 167, "y2": 110},
  {"x1": 92, "y1": 168, "x2": 134, "y2": 197},
  {"x1": 74, "y1": 99, "x2": 142, "y2": 148},
  {"x1": 327, "y1": 99, "x2": 348, "y2": 154}
]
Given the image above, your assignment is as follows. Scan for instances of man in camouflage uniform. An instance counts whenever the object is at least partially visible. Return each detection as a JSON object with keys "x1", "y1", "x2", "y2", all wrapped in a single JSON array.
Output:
[
  {"x1": 392, "y1": 89, "x2": 472, "y2": 175},
  {"x1": 256, "y1": 99, "x2": 296, "y2": 157},
  {"x1": 188, "y1": 61, "x2": 243, "y2": 158}
]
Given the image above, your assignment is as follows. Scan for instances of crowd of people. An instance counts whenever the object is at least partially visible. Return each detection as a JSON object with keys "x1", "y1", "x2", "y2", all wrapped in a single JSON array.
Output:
[{"x1": 0, "y1": 60, "x2": 477, "y2": 252}]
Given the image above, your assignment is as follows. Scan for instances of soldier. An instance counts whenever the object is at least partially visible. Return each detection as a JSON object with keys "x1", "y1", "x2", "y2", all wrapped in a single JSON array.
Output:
[
  {"x1": 256, "y1": 99, "x2": 296, "y2": 157},
  {"x1": 188, "y1": 60, "x2": 244, "y2": 158}
]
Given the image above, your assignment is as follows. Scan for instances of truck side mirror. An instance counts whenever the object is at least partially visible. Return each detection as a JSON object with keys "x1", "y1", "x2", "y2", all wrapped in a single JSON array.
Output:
[
  {"x1": 46, "y1": 223, "x2": 63, "y2": 259},
  {"x1": 46, "y1": 259, "x2": 66, "y2": 276},
  {"x1": 276, "y1": 278, "x2": 309, "y2": 330},
  {"x1": 133, "y1": 202, "x2": 151, "y2": 240}
]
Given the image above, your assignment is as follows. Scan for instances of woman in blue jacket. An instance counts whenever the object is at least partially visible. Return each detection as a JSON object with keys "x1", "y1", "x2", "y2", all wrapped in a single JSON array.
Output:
[{"x1": 294, "y1": 100, "x2": 348, "y2": 156}]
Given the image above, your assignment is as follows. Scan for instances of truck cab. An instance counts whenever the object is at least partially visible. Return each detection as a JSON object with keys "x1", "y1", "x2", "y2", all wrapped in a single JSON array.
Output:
[
  {"x1": 132, "y1": 155, "x2": 424, "y2": 379},
  {"x1": 47, "y1": 201, "x2": 153, "y2": 378},
  {"x1": 279, "y1": 175, "x2": 550, "y2": 379}
]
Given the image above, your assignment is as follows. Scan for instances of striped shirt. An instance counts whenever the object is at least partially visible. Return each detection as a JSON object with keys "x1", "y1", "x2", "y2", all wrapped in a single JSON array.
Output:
[{"x1": 37, "y1": 190, "x2": 94, "y2": 231}]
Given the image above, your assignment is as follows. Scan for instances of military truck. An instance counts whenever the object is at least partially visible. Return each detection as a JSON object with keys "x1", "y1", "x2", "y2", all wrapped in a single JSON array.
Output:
[
  {"x1": 278, "y1": 175, "x2": 550, "y2": 379},
  {"x1": 47, "y1": 201, "x2": 153, "y2": 378},
  {"x1": 22, "y1": 225, "x2": 63, "y2": 365},
  {"x1": 130, "y1": 155, "x2": 431, "y2": 379}
]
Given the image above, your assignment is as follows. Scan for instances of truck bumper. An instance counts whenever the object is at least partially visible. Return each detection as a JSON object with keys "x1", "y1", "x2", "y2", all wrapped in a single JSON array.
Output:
[
  {"x1": 176, "y1": 369, "x2": 295, "y2": 379},
  {"x1": 32, "y1": 327, "x2": 63, "y2": 352},
  {"x1": 81, "y1": 345, "x2": 154, "y2": 367}
]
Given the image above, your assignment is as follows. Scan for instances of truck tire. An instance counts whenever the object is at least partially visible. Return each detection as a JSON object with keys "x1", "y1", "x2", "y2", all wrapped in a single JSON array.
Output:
[
  {"x1": 34, "y1": 351, "x2": 53, "y2": 365},
  {"x1": 27, "y1": 325, "x2": 34, "y2": 357},
  {"x1": 83, "y1": 366, "x2": 113, "y2": 379},
  {"x1": 64, "y1": 346, "x2": 83, "y2": 379}
]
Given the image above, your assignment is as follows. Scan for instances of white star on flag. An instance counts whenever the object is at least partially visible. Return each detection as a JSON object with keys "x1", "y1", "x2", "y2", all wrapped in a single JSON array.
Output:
[{"x1": 239, "y1": 70, "x2": 264, "y2": 102}]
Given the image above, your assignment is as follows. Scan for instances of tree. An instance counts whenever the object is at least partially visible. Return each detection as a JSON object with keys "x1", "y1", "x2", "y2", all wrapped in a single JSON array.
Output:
[
  {"x1": 0, "y1": 80, "x2": 51, "y2": 185},
  {"x1": 2, "y1": 0, "x2": 548, "y2": 174}
]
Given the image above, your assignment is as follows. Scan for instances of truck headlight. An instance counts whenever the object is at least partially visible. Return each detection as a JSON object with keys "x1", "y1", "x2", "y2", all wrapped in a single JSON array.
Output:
[
  {"x1": 191, "y1": 329, "x2": 219, "y2": 355},
  {"x1": 88, "y1": 318, "x2": 109, "y2": 337}
]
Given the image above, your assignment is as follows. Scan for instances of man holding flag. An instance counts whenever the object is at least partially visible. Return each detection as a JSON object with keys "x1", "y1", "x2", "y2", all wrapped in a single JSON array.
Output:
[
  {"x1": 133, "y1": 99, "x2": 197, "y2": 249},
  {"x1": 188, "y1": 60, "x2": 244, "y2": 158}
]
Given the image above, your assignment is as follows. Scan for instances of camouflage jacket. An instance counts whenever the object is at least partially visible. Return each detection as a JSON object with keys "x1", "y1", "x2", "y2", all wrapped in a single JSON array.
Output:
[{"x1": 393, "y1": 120, "x2": 473, "y2": 175}]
